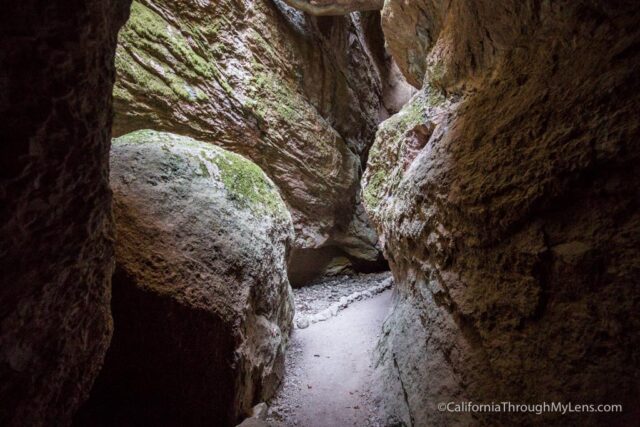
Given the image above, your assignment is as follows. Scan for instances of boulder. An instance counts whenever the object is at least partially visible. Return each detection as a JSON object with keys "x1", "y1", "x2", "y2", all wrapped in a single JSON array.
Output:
[
  {"x1": 365, "y1": 0, "x2": 640, "y2": 425},
  {"x1": 76, "y1": 130, "x2": 295, "y2": 426},
  {"x1": 111, "y1": 0, "x2": 388, "y2": 279}
]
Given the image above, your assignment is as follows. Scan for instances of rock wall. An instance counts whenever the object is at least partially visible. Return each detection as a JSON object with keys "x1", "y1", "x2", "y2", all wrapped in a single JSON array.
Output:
[
  {"x1": 76, "y1": 131, "x2": 294, "y2": 426},
  {"x1": 279, "y1": 0, "x2": 383, "y2": 16},
  {"x1": 0, "y1": 1, "x2": 130, "y2": 425},
  {"x1": 112, "y1": 0, "x2": 388, "y2": 281},
  {"x1": 365, "y1": 1, "x2": 640, "y2": 425}
]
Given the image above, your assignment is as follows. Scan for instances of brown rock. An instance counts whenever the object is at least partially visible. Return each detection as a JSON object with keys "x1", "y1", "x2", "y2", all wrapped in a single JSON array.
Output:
[
  {"x1": 76, "y1": 131, "x2": 295, "y2": 426},
  {"x1": 365, "y1": 0, "x2": 640, "y2": 425},
  {"x1": 280, "y1": 0, "x2": 383, "y2": 16},
  {"x1": 112, "y1": 0, "x2": 388, "y2": 279},
  {"x1": 0, "y1": 1, "x2": 130, "y2": 425}
]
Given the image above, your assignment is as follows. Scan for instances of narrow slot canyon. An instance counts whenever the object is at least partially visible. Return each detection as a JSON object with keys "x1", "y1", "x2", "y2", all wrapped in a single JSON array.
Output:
[{"x1": 1, "y1": 1, "x2": 639, "y2": 427}]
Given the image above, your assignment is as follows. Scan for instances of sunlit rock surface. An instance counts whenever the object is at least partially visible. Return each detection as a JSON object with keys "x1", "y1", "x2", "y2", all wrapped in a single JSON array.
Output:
[
  {"x1": 76, "y1": 130, "x2": 294, "y2": 426},
  {"x1": 112, "y1": 0, "x2": 388, "y2": 279},
  {"x1": 365, "y1": 1, "x2": 640, "y2": 425}
]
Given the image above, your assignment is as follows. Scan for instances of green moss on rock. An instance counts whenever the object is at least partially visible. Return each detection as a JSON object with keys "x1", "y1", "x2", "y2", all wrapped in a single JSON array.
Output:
[
  {"x1": 363, "y1": 170, "x2": 386, "y2": 209},
  {"x1": 113, "y1": 130, "x2": 290, "y2": 218},
  {"x1": 364, "y1": 87, "x2": 447, "y2": 217},
  {"x1": 211, "y1": 149, "x2": 285, "y2": 215},
  {"x1": 115, "y1": 1, "x2": 231, "y2": 104}
]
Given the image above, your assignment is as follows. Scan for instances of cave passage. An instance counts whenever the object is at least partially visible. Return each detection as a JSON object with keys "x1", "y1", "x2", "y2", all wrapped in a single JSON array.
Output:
[
  {"x1": 2, "y1": 0, "x2": 639, "y2": 426},
  {"x1": 73, "y1": 1, "x2": 399, "y2": 425},
  {"x1": 266, "y1": 276, "x2": 393, "y2": 427}
]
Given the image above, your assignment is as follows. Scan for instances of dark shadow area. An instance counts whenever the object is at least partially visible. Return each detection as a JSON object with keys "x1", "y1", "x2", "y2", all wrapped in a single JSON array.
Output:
[
  {"x1": 288, "y1": 246, "x2": 389, "y2": 287},
  {"x1": 74, "y1": 267, "x2": 238, "y2": 427}
]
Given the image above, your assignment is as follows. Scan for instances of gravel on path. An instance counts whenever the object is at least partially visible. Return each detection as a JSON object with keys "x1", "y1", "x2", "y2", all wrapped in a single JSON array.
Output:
[{"x1": 265, "y1": 284, "x2": 393, "y2": 427}]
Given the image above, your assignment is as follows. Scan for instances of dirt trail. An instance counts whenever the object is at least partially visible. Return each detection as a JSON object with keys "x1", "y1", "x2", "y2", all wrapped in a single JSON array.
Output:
[{"x1": 266, "y1": 289, "x2": 392, "y2": 427}]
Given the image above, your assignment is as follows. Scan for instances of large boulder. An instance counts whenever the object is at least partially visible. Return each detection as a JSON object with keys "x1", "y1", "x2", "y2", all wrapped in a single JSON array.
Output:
[
  {"x1": 365, "y1": 0, "x2": 640, "y2": 425},
  {"x1": 112, "y1": 0, "x2": 388, "y2": 282},
  {"x1": 0, "y1": 1, "x2": 130, "y2": 425},
  {"x1": 76, "y1": 130, "x2": 295, "y2": 426}
]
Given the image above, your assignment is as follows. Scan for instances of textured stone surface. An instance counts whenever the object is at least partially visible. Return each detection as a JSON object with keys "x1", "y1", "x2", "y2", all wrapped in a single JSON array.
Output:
[
  {"x1": 379, "y1": 0, "x2": 436, "y2": 88},
  {"x1": 365, "y1": 1, "x2": 640, "y2": 425},
  {"x1": 280, "y1": 0, "x2": 383, "y2": 16},
  {"x1": 112, "y1": 0, "x2": 388, "y2": 278},
  {"x1": 76, "y1": 130, "x2": 294, "y2": 426},
  {"x1": 0, "y1": 1, "x2": 130, "y2": 425}
]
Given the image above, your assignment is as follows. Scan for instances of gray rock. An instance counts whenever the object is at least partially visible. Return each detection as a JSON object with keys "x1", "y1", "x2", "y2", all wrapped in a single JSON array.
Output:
[
  {"x1": 78, "y1": 130, "x2": 295, "y2": 426},
  {"x1": 251, "y1": 403, "x2": 269, "y2": 419},
  {"x1": 112, "y1": 0, "x2": 388, "y2": 275},
  {"x1": 296, "y1": 317, "x2": 310, "y2": 329},
  {"x1": 237, "y1": 418, "x2": 271, "y2": 427}
]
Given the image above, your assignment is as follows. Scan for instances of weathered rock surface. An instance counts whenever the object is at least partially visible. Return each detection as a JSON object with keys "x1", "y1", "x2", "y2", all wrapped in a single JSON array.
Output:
[
  {"x1": 280, "y1": 0, "x2": 383, "y2": 16},
  {"x1": 0, "y1": 1, "x2": 130, "y2": 425},
  {"x1": 365, "y1": 1, "x2": 640, "y2": 425},
  {"x1": 112, "y1": 0, "x2": 388, "y2": 280},
  {"x1": 76, "y1": 130, "x2": 295, "y2": 426}
]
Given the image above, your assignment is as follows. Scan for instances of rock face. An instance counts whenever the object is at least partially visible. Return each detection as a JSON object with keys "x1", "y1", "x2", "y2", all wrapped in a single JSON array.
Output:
[
  {"x1": 280, "y1": 0, "x2": 383, "y2": 16},
  {"x1": 112, "y1": 0, "x2": 388, "y2": 282},
  {"x1": 0, "y1": 1, "x2": 130, "y2": 425},
  {"x1": 76, "y1": 130, "x2": 295, "y2": 426},
  {"x1": 365, "y1": 1, "x2": 640, "y2": 425}
]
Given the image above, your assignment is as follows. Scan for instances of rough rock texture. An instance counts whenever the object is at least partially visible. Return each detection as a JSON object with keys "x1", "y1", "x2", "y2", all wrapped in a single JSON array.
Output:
[
  {"x1": 0, "y1": 1, "x2": 130, "y2": 425},
  {"x1": 280, "y1": 0, "x2": 383, "y2": 16},
  {"x1": 112, "y1": 0, "x2": 388, "y2": 281},
  {"x1": 379, "y1": 0, "x2": 437, "y2": 89},
  {"x1": 365, "y1": 1, "x2": 640, "y2": 425},
  {"x1": 76, "y1": 130, "x2": 295, "y2": 426}
]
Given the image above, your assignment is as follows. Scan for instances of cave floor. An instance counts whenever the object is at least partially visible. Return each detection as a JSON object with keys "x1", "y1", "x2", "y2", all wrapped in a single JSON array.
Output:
[{"x1": 265, "y1": 288, "x2": 392, "y2": 426}]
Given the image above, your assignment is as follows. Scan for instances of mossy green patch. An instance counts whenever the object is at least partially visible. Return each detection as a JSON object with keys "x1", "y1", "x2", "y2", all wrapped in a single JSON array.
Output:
[
  {"x1": 243, "y1": 59, "x2": 305, "y2": 125},
  {"x1": 114, "y1": 1, "x2": 232, "y2": 103},
  {"x1": 363, "y1": 170, "x2": 386, "y2": 210},
  {"x1": 427, "y1": 62, "x2": 446, "y2": 87},
  {"x1": 364, "y1": 87, "x2": 446, "y2": 214},
  {"x1": 210, "y1": 150, "x2": 286, "y2": 217},
  {"x1": 198, "y1": 160, "x2": 210, "y2": 178},
  {"x1": 114, "y1": 130, "x2": 288, "y2": 218}
]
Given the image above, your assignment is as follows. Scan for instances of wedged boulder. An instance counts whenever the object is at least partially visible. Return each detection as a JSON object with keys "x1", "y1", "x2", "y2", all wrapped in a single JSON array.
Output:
[
  {"x1": 365, "y1": 1, "x2": 640, "y2": 425},
  {"x1": 76, "y1": 130, "x2": 295, "y2": 426},
  {"x1": 111, "y1": 0, "x2": 387, "y2": 280}
]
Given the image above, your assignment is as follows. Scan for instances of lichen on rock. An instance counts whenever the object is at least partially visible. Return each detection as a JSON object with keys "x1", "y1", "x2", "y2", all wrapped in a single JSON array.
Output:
[
  {"x1": 363, "y1": 87, "x2": 447, "y2": 218},
  {"x1": 76, "y1": 130, "x2": 295, "y2": 426},
  {"x1": 112, "y1": 0, "x2": 390, "y2": 281}
]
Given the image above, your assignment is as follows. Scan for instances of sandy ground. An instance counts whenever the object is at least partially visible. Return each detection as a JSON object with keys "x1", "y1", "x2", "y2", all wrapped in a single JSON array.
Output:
[{"x1": 266, "y1": 289, "x2": 392, "y2": 427}]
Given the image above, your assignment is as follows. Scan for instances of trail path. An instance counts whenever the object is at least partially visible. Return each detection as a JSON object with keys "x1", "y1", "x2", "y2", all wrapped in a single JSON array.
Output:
[{"x1": 266, "y1": 288, "x2": 392, "y2": 427}]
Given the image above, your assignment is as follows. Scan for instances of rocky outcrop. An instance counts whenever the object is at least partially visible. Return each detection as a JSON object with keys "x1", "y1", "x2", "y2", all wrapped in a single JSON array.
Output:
[
  {"x1": 280, "y1": 0, "x2": 383, "y2": 16},
  {"x1": 365, "y1": 1, "x2": 640, "y2": 425},
  {"x1": 0, "y1": 1, "x2": 130, "y2": 425},
  {"x1": 112, "y1": 0, "x2": 388, "y2": 281},
  {"x1": 76, "y1": 130, "x2": 295, "y2": 426}
]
